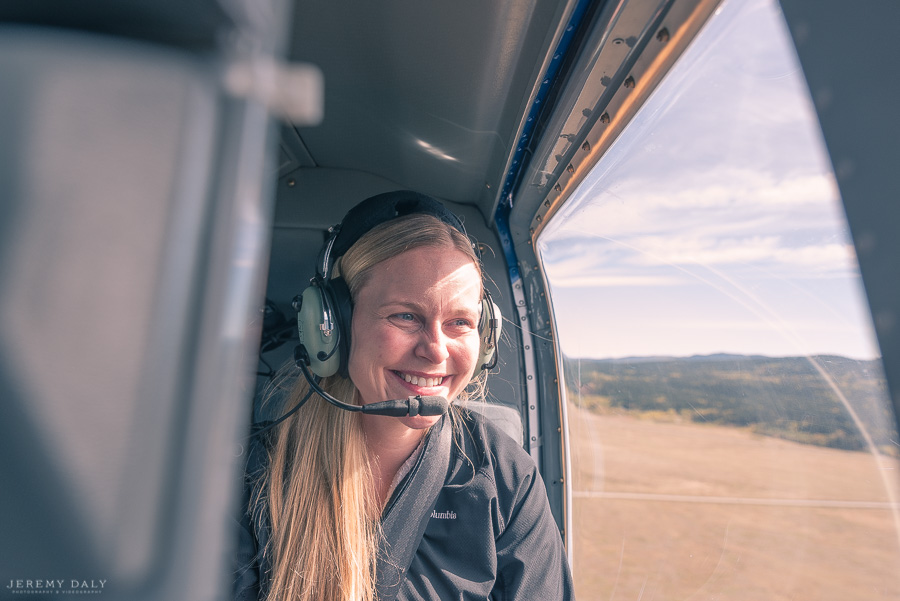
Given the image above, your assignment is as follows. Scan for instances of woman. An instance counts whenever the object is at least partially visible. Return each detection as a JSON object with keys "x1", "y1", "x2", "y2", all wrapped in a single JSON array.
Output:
[{"x1": 234, "y1": 191, "x2": 574, "y2": 601}]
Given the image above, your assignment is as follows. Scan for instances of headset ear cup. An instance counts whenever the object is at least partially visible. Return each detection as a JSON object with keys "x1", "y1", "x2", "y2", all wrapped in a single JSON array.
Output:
[
  {"x1": 473, "y1": 299, "x2": 502, "y2": 378},
  {"x1": 296, "y1": 283, "x2": 341, "y2": 377}
]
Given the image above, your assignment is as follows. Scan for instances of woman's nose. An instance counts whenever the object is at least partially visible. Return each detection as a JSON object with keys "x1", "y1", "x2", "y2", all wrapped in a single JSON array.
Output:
[{"x1": 416, "y1": 323, "x2": 450, "y2": 364}]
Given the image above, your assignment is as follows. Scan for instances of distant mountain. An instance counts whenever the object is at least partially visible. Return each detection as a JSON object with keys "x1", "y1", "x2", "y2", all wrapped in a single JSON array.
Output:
[
  {"x1": 563, "y1": 354, "x2": 896, "y2": 454},
  {"x1": 590, "y1": 353, "x2": 790, "y2": 363}
]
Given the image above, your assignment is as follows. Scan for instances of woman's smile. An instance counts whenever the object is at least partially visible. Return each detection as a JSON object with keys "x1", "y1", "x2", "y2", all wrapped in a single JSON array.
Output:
[{"x1": 393, "y1": 370, "x2": 445, "y2": 389}]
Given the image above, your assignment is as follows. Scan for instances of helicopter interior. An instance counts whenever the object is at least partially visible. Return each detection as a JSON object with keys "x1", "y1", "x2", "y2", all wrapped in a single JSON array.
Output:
[{"x1": 1, "y1": 0, "x2": 899, "y2": 599}]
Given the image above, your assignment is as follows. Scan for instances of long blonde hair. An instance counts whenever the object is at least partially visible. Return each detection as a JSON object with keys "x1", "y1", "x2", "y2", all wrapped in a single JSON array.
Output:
[{"x1": 256, "y1": 214, "x2": 485, "y2": 601}]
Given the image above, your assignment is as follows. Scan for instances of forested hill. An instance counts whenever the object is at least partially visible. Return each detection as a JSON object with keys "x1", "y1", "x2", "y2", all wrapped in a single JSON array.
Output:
[{"x1": 563, "y1": 354, "x2": 897, "y2": 454}]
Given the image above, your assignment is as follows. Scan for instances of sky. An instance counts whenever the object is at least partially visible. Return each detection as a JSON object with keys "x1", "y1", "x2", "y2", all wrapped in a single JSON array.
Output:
[{"x1": 537, "y1": 0, "x2": 881, "y2": 361}]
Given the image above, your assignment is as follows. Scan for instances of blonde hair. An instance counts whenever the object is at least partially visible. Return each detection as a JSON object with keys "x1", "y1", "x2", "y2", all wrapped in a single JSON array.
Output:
[{"x1": 256, "y1": 214, "x2": 486, "y2": 601}]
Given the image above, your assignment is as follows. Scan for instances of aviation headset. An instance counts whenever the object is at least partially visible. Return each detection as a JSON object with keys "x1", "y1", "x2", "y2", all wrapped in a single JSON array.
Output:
[{"x1": 294, "y1": 190, "x2": 501, "y2": 381}]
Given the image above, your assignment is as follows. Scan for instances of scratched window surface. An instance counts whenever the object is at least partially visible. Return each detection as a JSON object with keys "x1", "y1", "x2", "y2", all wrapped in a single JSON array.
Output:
[{"x1": 537, "y1": 0, "x2": 900, "y2": 599}]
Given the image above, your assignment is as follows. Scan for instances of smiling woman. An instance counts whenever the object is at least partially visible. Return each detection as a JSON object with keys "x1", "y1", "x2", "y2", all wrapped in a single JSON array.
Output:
[{"x1": 233, "y1": 191, "x2": 574, "y2": 601}]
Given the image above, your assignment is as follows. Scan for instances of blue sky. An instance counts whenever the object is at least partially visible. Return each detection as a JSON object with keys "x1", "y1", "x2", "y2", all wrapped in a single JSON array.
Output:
[{"x1": 538, "y1": 0, "x2": 881, "y2": 360}]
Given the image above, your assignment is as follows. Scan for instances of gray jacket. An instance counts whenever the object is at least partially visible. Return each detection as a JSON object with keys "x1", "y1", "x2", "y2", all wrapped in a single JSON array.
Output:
[{"x1": 233, "y1": 410, "x2": 574, "y2": 600}]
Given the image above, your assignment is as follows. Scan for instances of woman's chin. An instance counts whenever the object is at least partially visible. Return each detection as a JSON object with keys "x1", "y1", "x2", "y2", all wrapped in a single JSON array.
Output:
[{"x1": 396, "y1": 413, "x2": 443, "y2": 431}]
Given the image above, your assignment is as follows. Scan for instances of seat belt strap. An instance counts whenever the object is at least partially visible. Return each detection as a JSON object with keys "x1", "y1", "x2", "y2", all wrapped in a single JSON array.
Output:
[{"x1": 375, "y1": 415, "x2": 452, "y2": 601}]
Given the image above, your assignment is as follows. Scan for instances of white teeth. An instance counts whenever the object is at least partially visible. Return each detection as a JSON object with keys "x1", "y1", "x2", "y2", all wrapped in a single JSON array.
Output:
[{"x1": 399, "y1": 372, "x2": 443, "y2": 387}]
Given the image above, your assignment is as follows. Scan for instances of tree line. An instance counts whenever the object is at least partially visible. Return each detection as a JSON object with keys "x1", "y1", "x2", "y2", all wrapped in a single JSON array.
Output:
[{"x1": 563, "y1": 354, "x2": 897, "y2": 454}]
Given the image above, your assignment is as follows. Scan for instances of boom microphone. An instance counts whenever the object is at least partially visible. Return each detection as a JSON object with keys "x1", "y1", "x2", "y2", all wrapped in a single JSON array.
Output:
[
  {"x1": 360, "y1": 396, "x2": 449, "y2": 417},
  {"x1": 295, "y1": 345, "x2": 450, "y2": 417}
]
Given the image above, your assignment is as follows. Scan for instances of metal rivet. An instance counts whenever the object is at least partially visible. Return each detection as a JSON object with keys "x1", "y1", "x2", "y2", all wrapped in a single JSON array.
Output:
[
  {"x1": 536, "y1": 214, "x2": 543, "y2": 223},
  {"x1": 600, "y1": 112, "x2": 610, "y2": 124},
  {"x1": 554, "y1": 183, "x2": 562, "y2": 192},
  {"x1": 657, "y1": 28, "x2": 670, "y2": 43},
  {"x1": 287, "y1": 178, "x2": 296, "y2": 187},
  {"x1": 527, "y1": 375, "x2": 533, "y2": 380},
  {"x1": 624, "y1": 76, "x2": 636, "y2": 89},
  {"x1": 582, "y1": 141, "x2": 591, "y2": 152},
  {"x1": 613, "y1": 38, "x2": 624, "y2": 45},
  {"x1": 566, "y1": 164, "x2": 575, "y2": 174},
  {"x1": 544, "y1": 199, "x2": 551, "y2": 207}
]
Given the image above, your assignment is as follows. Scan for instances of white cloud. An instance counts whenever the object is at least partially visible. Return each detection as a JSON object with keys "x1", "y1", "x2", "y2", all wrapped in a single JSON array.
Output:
[
  {"x1": 771, "y1": 242, "x2": 857, "y2": 271},
  {"x1": 576, "y1": 168, "x2": 840, "y2": 223},
  {"x1": 543, "y1": 232, "x2": 857, "y2": 286},
  {"x1": 628, "y1": 235, "x2": 783, "y2": 266},
  {"x1": 541, "y1": 164, "x2": 854, "y2": 282},
  {"x1": 548, "y1": 274, "x2": 685, "y2": 288},
  {"x1": 627, "y1": 236, "x2": 856, "y2": 273}
]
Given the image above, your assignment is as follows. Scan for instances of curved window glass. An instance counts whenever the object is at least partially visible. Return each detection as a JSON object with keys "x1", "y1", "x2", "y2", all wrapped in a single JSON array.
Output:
[{"x1": 537, "y1": 0, "x2": 900, "y2": 599}]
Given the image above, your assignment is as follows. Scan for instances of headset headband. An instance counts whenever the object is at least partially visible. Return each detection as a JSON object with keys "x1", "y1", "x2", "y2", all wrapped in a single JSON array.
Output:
[{"x1": 319, "y1": 190, "x2": 473, "y2": 279}]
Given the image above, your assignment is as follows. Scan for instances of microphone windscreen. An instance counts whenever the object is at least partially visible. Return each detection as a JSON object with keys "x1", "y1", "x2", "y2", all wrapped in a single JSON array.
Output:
[{"x1": 416, "y1": 396, "x2": 449, "y2": 416}]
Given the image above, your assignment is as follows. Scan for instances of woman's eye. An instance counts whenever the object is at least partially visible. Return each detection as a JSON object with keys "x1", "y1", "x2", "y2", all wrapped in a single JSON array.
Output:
[{"x1": 388, "y1": 313, "x2": 421, "y2": 330}]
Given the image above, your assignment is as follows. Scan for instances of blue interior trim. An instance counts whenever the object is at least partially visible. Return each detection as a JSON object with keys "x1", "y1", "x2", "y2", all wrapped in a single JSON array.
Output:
[{"x1": 497, "y1": 0, "x2": 596, "y2": 215}]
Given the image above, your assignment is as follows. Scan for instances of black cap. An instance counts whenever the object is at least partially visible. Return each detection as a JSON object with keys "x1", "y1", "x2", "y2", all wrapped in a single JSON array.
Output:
[{"x1": 329, "y1": 190, "x2": 469, "y2": 260}]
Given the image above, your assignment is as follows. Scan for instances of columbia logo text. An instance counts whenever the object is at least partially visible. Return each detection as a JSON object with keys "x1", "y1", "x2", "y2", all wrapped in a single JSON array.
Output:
[{"x1": 430, "y1": 509, "x2": 457, "y2": 520}]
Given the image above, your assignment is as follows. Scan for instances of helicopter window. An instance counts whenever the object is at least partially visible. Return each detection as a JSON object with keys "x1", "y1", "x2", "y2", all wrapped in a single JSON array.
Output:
[{"x1": 537, "y1": 0, "x2": 900, "y2": 598}]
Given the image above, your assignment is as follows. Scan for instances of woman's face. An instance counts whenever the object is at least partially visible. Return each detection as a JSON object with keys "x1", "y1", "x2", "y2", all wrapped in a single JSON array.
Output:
[{"x1": 348, "y1": 245, "x2": 482, "y2": 429}]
